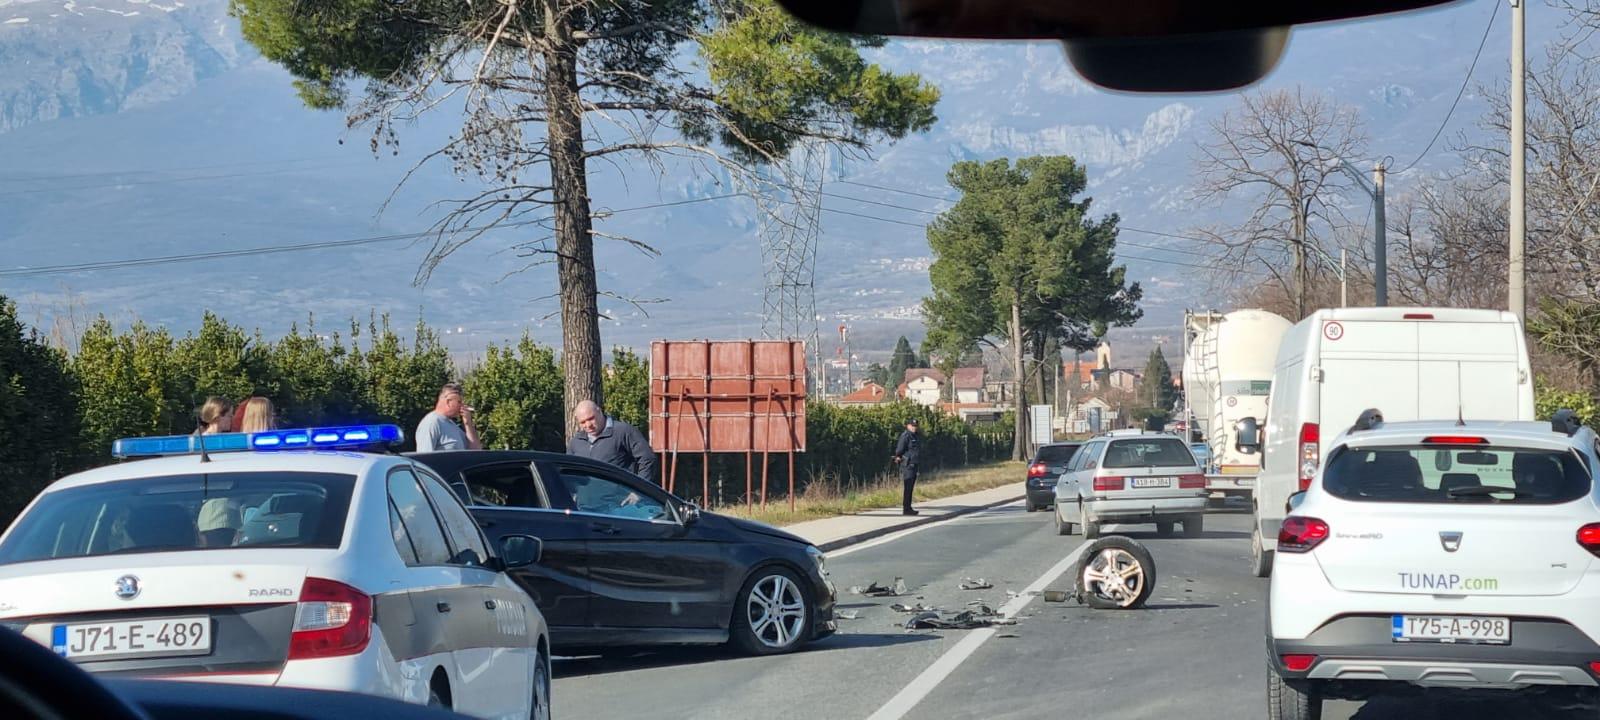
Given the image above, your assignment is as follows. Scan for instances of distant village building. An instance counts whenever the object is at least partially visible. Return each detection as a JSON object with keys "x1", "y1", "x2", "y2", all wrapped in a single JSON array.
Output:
[
  {"x1": 952, "y1": 367, "x2": 985, "y2": 403},
  {"x1": 897, "y1": 368, "x2": 947, "y2": 407},
  {"x1": 838, "y1": 382, "x2": 891, "y2": 406}
]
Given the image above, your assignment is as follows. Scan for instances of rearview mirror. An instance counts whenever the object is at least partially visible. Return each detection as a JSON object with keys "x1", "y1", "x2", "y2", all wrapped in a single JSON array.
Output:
[
  {"x1": 1235, "y1": 417, "x2": 1261, "y2": 453},
  {"x1": 679, "y1": 502, "x2": 702, "y2": 526},
  {"x1": 1286, "y1": 491, "x2": 1307, "y2": 513},
  {"x1": 499, "y1": 534, "x2": 542, "y2": 569},
  {"x1": 774, "y1": 0, "x2": 1455, "y2": 91}
]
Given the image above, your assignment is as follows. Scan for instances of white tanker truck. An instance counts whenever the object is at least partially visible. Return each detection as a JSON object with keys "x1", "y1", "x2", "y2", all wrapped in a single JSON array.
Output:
[{"x1": 1181, "y1": 309, "x2": 1292, "y2": 500}]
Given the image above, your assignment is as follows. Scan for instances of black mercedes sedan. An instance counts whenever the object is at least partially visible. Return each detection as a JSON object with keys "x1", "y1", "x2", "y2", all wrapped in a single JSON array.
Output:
[{"x1": 407, "y1": 450, "x2": 836, "y2": 655}]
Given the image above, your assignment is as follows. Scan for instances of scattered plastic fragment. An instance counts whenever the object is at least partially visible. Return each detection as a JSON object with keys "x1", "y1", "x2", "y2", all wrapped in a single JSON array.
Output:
[
  {"x1": 836, "y1": 610, "x2": 860, "y2": 620},
  {"x1": 904, "y1": 609, "x2": 1017, "y2": 630},
  {"x1": 890, "y1": 602, "x2": 936, "y2": 613},
  {"x1": 850, "y1": 577, "x2": 909, "y2": 597},
  {"x1": 958, "y1": 577, "x2": 994, "y2": 590},
  {"x1": 1042, "y1": 590, "x2": 1071, "y2": 603}
]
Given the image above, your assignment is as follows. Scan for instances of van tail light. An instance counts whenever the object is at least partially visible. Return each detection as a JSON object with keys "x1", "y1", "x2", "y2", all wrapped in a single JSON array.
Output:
[
  {"x1": 1093, "y1": 476, "x2": 1125, "y2": 491},
  {"x1": 1281, "y1": 654, "x2": 1318, "y2": 672},
  {"x1": 288, "y1": 577, "x2": 372, "y2": 660},
  {"x1": 1577, "y1": 524, "x2": 1600, "y2": 558},
  {"x1": 1178, "y1": 474, "x2": 1206, "y2": 489},
  {"x1": 1298, "y1": 423, "x2": 1320, "y2": 492},
  {"x1": 1028, "y1": 463, "x2": 1047, "y2": 478},
  {"x1": 1278, "y1": 517, "x2": 1330, "y2": 553}
]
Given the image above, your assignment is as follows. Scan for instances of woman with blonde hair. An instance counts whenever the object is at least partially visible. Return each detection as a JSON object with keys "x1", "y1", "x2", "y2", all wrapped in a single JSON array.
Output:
[
  {"x1": 198, "y1": 396, "x2": 234, "y2": 435},
  {"x1": 238, "y1": 396, "x2": 276, "y2": 433}
]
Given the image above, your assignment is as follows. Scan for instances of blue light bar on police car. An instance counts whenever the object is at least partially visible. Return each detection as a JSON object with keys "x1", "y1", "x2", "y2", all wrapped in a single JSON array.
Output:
[{"x1": 112, "y1": 424, "x2": 404, "y2": 458}]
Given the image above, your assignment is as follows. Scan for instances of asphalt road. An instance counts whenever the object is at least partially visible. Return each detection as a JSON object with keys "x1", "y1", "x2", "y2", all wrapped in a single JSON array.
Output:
[{"x1": 550, "y1": 502, "x2": 1598, "y2": 720}]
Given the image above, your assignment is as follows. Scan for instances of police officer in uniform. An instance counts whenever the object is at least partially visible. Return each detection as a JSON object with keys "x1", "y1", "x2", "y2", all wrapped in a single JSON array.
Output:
[{"x1": 893, "y1": 418, "x2": 922, "y2": 516}]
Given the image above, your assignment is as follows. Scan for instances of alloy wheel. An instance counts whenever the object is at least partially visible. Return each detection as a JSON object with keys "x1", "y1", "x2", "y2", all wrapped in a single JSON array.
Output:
[
  {"x1": 746, "y1": 573, "x2": 807, "y2": 649},
  {"x1": 1080, "y1": 547, "x2": 1147, "y2": 608}
]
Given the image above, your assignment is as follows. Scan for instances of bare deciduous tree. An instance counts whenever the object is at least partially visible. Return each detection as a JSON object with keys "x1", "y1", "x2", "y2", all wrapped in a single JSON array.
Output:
[{"x1": 1191, "y1": 87, "x2": 1368, "y2": 319}]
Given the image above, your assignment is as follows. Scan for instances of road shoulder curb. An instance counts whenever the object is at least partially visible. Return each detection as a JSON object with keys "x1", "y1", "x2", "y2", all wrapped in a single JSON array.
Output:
[{"x1": 816, "y1": 494, "x2": 1025, "y2": 553}]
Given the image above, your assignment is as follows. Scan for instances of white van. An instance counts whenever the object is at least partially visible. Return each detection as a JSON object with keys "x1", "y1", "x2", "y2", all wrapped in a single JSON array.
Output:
[{"x1": 1244, "y1": 307, "x2": 1534, "y2": 577}]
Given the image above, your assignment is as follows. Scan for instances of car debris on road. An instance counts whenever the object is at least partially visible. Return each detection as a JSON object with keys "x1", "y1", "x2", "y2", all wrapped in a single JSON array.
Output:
[
  {"x1": 904, "y1": 608, "x2": 1017, "y2": 630},
  {"x1": 957, "y1": 577, "x2": 993, "y2": 590},
  {"x1": 850, "y1": 577, "x2": 910, "y2": 596}
]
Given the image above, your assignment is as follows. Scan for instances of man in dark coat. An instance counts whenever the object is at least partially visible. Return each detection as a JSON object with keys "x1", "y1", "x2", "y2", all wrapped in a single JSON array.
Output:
[
  {"x1": 568, "y1": 400, "x2": 657, "y2": 483},
  {"x1": 893, "y1": 418, "x2": 922, "y2": 516}
]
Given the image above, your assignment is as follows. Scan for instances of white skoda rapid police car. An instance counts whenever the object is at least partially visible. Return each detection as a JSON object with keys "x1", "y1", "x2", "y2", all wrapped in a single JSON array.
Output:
[
  {"x1": 1268, "y1": 410, "x2": 1600, "y2": 719},
  {"x1": 0, "y1": 425, "x2": 552, "y2": 720}
]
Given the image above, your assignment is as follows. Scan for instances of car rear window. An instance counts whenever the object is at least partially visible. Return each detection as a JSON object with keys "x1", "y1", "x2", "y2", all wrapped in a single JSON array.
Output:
[
  {"x1": 1034, "y1": 445, "x2": 1080, "y2": 464},
  {"x1": 0, "y1": 472, "x2": 356, "y2": 565},
  {"x1": 1102, "y1": 438, "x2": 1195, "y2": 468},
  {"x1": 1323, "y1": 446, "x2": 1591, "y2": 505}
]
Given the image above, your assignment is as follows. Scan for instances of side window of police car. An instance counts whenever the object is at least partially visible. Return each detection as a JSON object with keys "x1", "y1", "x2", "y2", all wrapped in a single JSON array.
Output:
[
  {"x1": 387, "y1": 470, "x2": 453, "y2": 566},
  {"x1": 417, "y1": 470, "x2": 490, "y2": 567}
]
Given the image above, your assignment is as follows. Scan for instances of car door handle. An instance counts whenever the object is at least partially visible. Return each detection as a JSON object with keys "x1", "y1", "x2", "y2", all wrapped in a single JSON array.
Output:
[
  {"x1": 436, "y1": 602, "x2": 452, "y2": 613},
  {"x1": 484, "y1": 599, "x2": 497, "y2": 610},
  {"x1": 589, "y1": 522, "x2": 620, "y2": 535}
]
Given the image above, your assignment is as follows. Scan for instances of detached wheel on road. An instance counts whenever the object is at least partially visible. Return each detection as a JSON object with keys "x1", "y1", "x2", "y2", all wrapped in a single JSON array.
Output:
[
  {"x1": 1075, "y1": 536, "x2": 1155, "y2": 610},
  {"x1": 1251, "y1": 528, "x2": 1274, "y2": 577},
  {"x1": 1182, "y1": 514, "x2": 1205, "y2": 538},
  {"x1": 731, "y1": 566, "x2": 809, "y2": 655},
  {"x1": 1267, "y1": 661, "x2": 1322, "y2": 720}
]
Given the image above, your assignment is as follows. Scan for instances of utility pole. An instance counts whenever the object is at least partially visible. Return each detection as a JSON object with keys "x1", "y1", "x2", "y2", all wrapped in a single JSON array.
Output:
[
  {"x1": 1373, "y1": 161, "x2": 1387, "y2": 306},
  {"x1": 1340, "y1": 249, "x2": 1349, "y2": 307},
  {"x1": 1509, "y1": 0, "x2": 1527, "y2": 320}
]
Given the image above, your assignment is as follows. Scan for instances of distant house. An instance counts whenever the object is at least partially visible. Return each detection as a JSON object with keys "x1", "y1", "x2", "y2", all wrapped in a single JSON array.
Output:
[
  {"x1": 952, "y1": 367, "x2": 985, "y2": 403},
  {"x1": 837, "y1": 382, "x2": 891, "y2": 406},
  {"x1": 1068, "y1": 397, "x2": 1118, "y2": 434},
  {"x1": 897, "y1": 368, "x2": 947, "y2": 407},
  {"x1": 1105, "y1": 369, "x2": 1141, "y2": 392}
]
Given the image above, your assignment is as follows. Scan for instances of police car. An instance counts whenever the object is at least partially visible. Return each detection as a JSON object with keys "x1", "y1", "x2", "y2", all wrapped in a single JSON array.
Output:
[
  {"x1": 1267, "y1": 410, "x2": 1600, "y2": 719},
  {"x1": 0, "y1": 425, "x2": 552, "y2": 720}
]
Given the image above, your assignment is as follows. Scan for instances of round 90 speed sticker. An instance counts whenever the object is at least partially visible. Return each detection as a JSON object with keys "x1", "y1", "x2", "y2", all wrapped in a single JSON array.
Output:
[{"x1": 1323, "y1": 321, "x2": 1344, "y2": 341}]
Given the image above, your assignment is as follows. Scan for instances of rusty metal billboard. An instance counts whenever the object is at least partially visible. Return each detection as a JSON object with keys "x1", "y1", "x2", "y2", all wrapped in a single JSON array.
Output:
[{"x1": 649, "y1": 339, "x2": 807, "y2": 453}]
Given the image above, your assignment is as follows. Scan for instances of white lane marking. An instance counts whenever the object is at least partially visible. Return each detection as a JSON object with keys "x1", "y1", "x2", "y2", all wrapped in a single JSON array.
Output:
[
  {"x1": 826, "y1": 500, "x2": 1023, "y2": 559},
  {"x1": 864, "y1": 539, "x2": 1090, "y2": 720}
]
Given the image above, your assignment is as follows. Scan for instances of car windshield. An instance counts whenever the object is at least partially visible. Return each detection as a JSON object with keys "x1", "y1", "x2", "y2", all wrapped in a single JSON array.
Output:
[
  {"x1": 1035, "y1": 445, "x2": 1079, "y2": 464},
  {"x1": 0, "y1": 472, "x2": 355, "y2": 565},
  {"x1": 1102, "y1": 438, "x2": 1195, "y2": 469},
  {"x1": 1323, "y1": 446, "x2": 1591, "y2": 505}
]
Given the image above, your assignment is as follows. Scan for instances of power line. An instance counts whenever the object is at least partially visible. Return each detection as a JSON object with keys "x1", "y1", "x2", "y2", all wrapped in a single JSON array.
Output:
[
  {"x1": 834, "y1": 178, "x2": 953, "y2": 202},
  {"x1": 1395, "y1": 0, "x2": 1501, "y2": 174},
  {"x1": 0, "y1": 156, "x2": 349, "y2": 185},
  {"x1": 1, "y1": 193, "x2": 747, "y2": 279},
  {"x1": 0, "y1": 161, "x2": 363, "y2": 198}
]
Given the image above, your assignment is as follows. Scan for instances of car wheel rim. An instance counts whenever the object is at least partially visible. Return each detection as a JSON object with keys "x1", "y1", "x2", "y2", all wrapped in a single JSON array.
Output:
[
  {"x1": 1081, "y1": 548, "x2": 1145, "y2": 608},
  {"x1": 747, "y1": 574, "x2": 806, "y2": 648},
  {"x1": 532, "y1": 654, "x2": 551, "y2": 720}
]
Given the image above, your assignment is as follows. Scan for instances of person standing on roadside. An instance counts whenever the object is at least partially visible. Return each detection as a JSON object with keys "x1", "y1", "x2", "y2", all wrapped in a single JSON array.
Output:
[
  {"x1": 415, "y1": 382, "x2": 482, "y2": 452},
  {"x1": 236, "y1": 396, "x2": 277, "y2": 433},
  {"x1": 197, "y1": 397, "x2": 235, "y2": 435},
  {"x1": 568, "y1": 400, "x2": 656, "y2": 483},
  {"x1": 893, "y1": 418, "x2": 922, "y2": 516}
]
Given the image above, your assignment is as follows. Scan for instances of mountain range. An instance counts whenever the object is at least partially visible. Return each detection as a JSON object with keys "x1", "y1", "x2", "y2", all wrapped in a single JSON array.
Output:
[{"x1": 0, "y1": 0, "x2": 1569, "y2": 366}]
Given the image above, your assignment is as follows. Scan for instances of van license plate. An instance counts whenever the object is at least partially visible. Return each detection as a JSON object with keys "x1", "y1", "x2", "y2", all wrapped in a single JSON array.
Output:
[
  {"x1": 51, "y1": 616, "x2": 212, "y2": 660},
  {"x1": 1130, "y1": 477, "x2": 1171, "y2": 488},
  {"x1": 1392, "y1": 615, "x2": 1510, "y2": 645}
]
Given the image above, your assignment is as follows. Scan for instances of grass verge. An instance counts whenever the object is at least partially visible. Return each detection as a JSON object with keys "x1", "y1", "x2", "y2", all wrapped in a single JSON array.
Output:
[{"x1": 720, "y1": 460, "x2": 1024, "y2": 527}]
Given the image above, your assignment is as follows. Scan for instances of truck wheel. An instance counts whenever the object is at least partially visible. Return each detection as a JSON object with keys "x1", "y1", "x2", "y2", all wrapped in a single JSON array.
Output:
[
  {"x1": 1251, "y1": 528, "x2": 1275, "y2": 577},
  {"x1": 1075, "y1": 536, "x2": 1155, "y2": 609},
  {"x1": 1182, "y1": 514, "x2": 1204, "y2": 538},
  {"x1": 1155, "y1": 521, "x2": 1175, "y2": 537},
  {"x1": 1267, "y1": 660, "x2": 1322, "y2": 720}
]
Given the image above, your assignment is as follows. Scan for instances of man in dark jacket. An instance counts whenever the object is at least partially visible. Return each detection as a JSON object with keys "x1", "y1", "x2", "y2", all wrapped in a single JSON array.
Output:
[
  {"x1": 893, "y1": 418, "x2": 922, "y2": 516},
  {"x1": 568, "y1": 400, "x2": 657, "y2": 483}
]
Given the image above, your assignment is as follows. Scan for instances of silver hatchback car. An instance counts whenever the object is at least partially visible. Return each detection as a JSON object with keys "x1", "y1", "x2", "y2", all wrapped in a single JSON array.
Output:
[{"x1": 1054, "y1": 430, "x2": 1207, "y2": 538}]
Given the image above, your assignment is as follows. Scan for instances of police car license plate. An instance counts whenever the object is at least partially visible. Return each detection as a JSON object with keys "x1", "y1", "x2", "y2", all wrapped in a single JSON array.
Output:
[
  {"x1": 1392, "y1": 615, "x2": 1510, "y2": 645},
  {"x1": 52, "y1": 616, "x2": 212, "y2": 660},
  {"x1": 1130, "y1": 477, "x2": 1171, "y2": 488}
]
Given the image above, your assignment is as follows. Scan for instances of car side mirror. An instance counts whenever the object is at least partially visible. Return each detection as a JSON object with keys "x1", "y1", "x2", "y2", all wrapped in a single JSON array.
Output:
[
  {"x1": 499, "y1": 534, "x2": 542, "y2": 569},
  {"x1": 679, "y1": 502, "x2": 702, "y2": 526},
  {"x1": 1286, "y1": 491, "x2": 1307, "y2": 514},
  {"x1": 1235, "y1": 417, "x2": 1261, "y2": 453}
]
